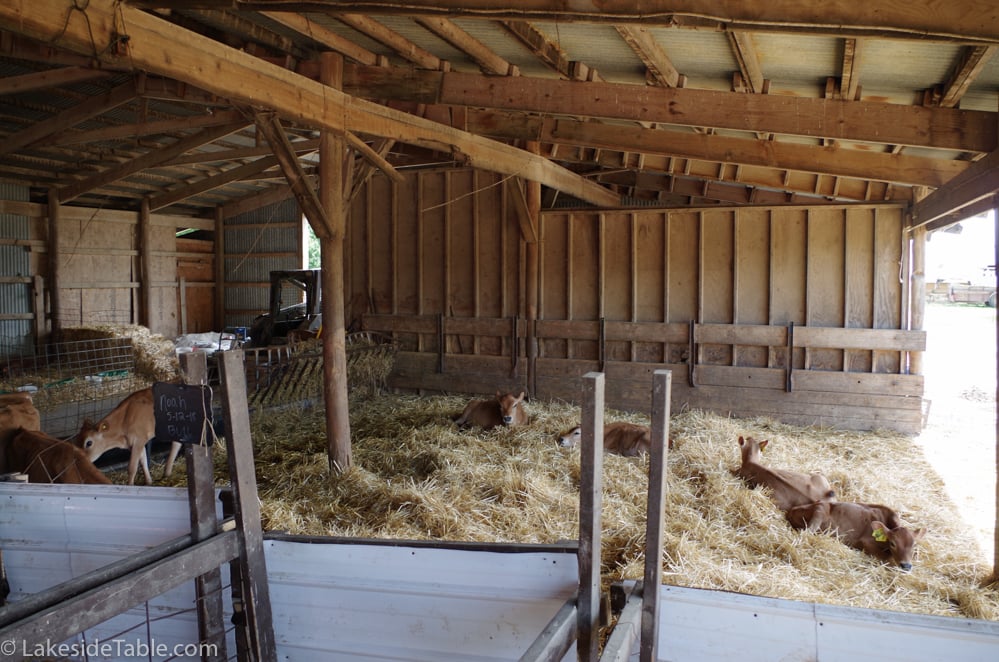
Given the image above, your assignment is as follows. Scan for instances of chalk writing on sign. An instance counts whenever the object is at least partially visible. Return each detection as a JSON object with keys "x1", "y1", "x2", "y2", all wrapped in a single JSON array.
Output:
[{"x1": 152, "y1": 382, "x2": 212, "y2": 445}]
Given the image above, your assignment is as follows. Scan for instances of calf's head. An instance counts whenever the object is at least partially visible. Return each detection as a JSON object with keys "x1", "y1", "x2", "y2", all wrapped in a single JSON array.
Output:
[
  {"x1": 737, "y1": 435, "x2": 768, "y2": 464},
  {"x1": 496, "y1": 391, "x2": 526, "y2": 425},
  {"x1": 871, "y1": 521, "x2": 926, "y2": 571},
  {"x1": 74, "y1": 419, "x2": 115, "y2": 460},
  {"x1": 557, "y1": 426, "x2": 581, "y2": 448}
]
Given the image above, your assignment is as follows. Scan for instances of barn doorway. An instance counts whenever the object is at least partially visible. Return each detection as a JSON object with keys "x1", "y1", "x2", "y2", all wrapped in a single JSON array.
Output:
[{"x1": 917, "y1": 209, "x2": 997, "y2": 565}]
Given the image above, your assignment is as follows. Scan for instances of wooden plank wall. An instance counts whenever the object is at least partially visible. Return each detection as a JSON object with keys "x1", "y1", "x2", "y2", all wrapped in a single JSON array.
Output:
[
  {"x1": 351, "y1": 170, "x2": 924, "y2": 433},
  {"x1": 0, "y1": 199, "x2": 214, "y2": 340}
]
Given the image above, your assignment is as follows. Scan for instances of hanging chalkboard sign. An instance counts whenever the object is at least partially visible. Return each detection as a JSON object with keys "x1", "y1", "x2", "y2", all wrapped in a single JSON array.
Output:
[{"x1": 152, "y1": 382, "x2": 212, "y2": 445}]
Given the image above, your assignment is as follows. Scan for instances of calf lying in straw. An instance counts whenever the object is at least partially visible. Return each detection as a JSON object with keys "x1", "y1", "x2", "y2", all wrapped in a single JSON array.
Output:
[
  {"x1": 557, "y1": 421, "x2": 666, "y2": 456},
  {"x1": 1, "y1": 428, "x2": 111, "y2": 485},
  {"x1": 453, "y1": 391, "x2": 528, "y2": 430},
  {"x1": 786, "y1": 499, "x2": 926, "y2": 571},
  {"x1": 733, "y1": 435, "x2": 835, "y2": 510}
]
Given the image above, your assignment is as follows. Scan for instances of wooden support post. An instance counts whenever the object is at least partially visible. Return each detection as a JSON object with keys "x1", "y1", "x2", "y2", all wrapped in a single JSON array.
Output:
[
  {"x1": 578, "y1": 372, "x2": 605, "y2": 661},
  {"x1": 140, "y1": 197, "x2": 153, "y2": 328},
  {"x1": 31, "y1": 275, "x2": 44, "y2": 349},
  {"x1": 218, "y1": 350, "x2": 277, "y2": 661},
  {"x1": 214, "y1": 206, "x2": 225, "y2": 330},
  {"x1": 46, "y1": 190, "x2": 61, "y2": 337},
  {"x1": 180, "y1": 276, "x2": 188, "y2": 335},
  {"x1": 179, "y1": 351, "x2": 227, "y2": 662},
  {"x1": 993, "y1": 205, "x2": 999, "y2": 583},
  {"x1": 910, "y1": 225, "x2": 927, "y2": 375},
  {"x1": 525, "y1": 143, "x2": 541, "y2": 398},
  {"x1": 320, "y1": 51, "x2": 353, "y2": 473},
  {"x1": 641, "y1": 370, "x2": 672, "y2": 662}
]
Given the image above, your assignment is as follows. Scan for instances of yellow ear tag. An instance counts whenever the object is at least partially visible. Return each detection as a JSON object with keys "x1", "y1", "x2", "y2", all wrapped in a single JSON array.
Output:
[{"x1": 872, "y1": 527, "x2": 888, "y2": 542}]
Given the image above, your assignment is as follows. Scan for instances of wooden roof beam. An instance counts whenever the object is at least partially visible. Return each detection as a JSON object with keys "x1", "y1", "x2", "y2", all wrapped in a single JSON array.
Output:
[
  {"x1": 0, "y1": 79, "x2": 137, "y2": 157},
  {"x1": 57, "y1": 120, "x2": 251, "y2": 203},
  {"x1": 336, "y1": 14, "x2": 442, "y2": 70},
  {"x1": 3, "y1": 0, "x2": 617, "y2": 207},
  {"x1": 139, "y1": 1, "x2": 999, "y2": 43},
  {"x1": 912, "y1": 148, "x2": 999, "y2": 228},
  {"x1": 48, "y1": 109, "x2": 248, "y2": 146},
  {"x1": 461, "y1": 110, "x2": 963, "y2": 188},
  {"x1": 148, "y1": 154, "x2": 282, "y2": 211},
  {"x1": 343, "y1": 65, "x2": 998, "y2": 153},
  {"x1": 840, "y1": 38, "x2": 864, "y2": 101},
  {"x1": 727, "y1": 31, "x2": 764, "y2": 94},
  {"x1": 415, "y1": 16, "x2": 517, "y2": 76},
  {"x1": 0, "y1": 66, "x2": 110, "y2": 95},
  {"x1": 615, "y1": 25, "x2": 682, "y2": 88},
  {"x1": 260, "y1": 11, "x2": 382, "y2": 66},
  {"x1": 938, "y1": 45, "x2": 998, "y2": 108},
  {"x1": 496, "y1": 20, "x2": 571, "y2": 78}
]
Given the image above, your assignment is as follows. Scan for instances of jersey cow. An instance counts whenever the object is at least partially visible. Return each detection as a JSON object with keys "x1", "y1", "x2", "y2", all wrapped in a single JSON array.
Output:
[
  {"x1": 733, "y1": 436, "x2": 835, "y2": 511},
  {"x1": 557, "y1": 421, "x2": 666, "y2": 457},
  {"x1": 74, "y1": 387, "x2": 181, "y2": 485},
  {"x1": 786, "y1": 499, "x2": 926, "y2": 571},
  {"x1": 1, "y1": 428, "x2": 110, "y2": 484},
  {"x1": 453, "y1": 391, "x2": 528, "y2": 430}
]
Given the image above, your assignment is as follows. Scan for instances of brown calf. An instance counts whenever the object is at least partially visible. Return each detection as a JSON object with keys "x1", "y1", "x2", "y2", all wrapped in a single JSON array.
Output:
[
  {"x1": 786, "y1": 499, "x2": 926, "y2": 571},
  {"x1": 1, "y1": 427, "x2": 110, "y2": 485},
  {"x1": 0, "y1": 393, "x2": 41, "y2": 433},
  {"x1": 557, "y1": 421, "x2": 666, "y2": 457},
  {"x1": 454, "y1": 391, "x2": 528, "y2": 430},
  {"x1": 733, "y1": 435, "x2": 835, "y2": 510},
  {"x1": 74, "y1": 387, "x2": 181, "y2": 485}
]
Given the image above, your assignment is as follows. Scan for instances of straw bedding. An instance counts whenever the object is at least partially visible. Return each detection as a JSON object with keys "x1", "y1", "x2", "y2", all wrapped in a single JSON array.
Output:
[{"x1": 153, "y1": 392, "x2": 998, "y2": 621}]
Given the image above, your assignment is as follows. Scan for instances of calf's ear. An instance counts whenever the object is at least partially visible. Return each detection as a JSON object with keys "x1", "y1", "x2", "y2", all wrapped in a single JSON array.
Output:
[
  {"x1": 737, "y1": 436, "x2": 746, "y2": 446},
  {"x1": 913, "y1": 527, "x2": 927, "y2": 541},
  {"x1": 870, "y1": 522, "x2": 888, "y2": 542},
  {"x1": 759, "y1": 439, "x2": 769, "y2": 451}
]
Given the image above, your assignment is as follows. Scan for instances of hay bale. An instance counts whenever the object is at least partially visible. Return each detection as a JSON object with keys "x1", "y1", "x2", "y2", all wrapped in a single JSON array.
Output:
[
  {"x1": 156, "y1": 394, "x2": 999, "y2": 621},
  {"x1": 61, "y1": 324, "x2": 180, "y2": 382}
]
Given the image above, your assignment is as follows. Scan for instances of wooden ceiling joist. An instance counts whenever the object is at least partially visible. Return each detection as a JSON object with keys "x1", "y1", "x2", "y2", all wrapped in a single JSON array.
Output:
[
  {"x1": 496, "y1": 20, "x2": 571, "y2": 78},
  {"x1": 912, "y1": 148, "x2": 999, "y2": 228},
  {"x1": 840, "y1": 38, "x2": 863, "y2": 101},
  {"x1": 2, "y1": 0, "x2": 617, "y2": 207},
  {"x1": 336, "y1": 13, "x2": 441, "y2": 70},
  {"x1": 938, "y1": 45, "x2": 999, "y2": 108},
  {"x1": 727, "y1": 31, "x2": 764, "y2": 94},
  {"x1": 260, "y1": 11, "x2": 381, "y2": 66},
  {"x1": 0, "y1": 66, "x2": 111, "y2": 95}
]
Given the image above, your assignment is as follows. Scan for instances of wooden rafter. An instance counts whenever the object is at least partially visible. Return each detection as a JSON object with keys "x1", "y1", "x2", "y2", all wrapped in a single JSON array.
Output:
[
  {"x1": 415, "y1": 16, "x2": 515, "y2": 76},
  {"x1": 260, "y1": 10, "x2": 381, "y2": 65},
  {"x1": 336, "y1": 14, "x2": 442, "y2": 70},
  {"x1": 0, "y1": 80, "x2": 137, "y2": 157},
  {"x1": 496, "y1": 20, "x2": 571, "y2": 78},
  {"x1": 57, "y1": 121, "x2": 251, "y2": 203},
  {"x1": 841, "y1": 38, "x2": 863, "y2": 101},
  {"x1": 2, "y1": 0, "x2": 618, "y2": 207},
  {"x1": 148, "y1": 155, "x2": 284, "y2": 211},
  {"x1": 912, "y1": 148, "x2": 999, "y2": 228},
  {"x1": 0, "y1": 66, "x2": 110, "y2": 95},
  {"x1": 615, "y1": 25, "x2": 681, "y2": 88},
  {"x1": 48, "y1": 109, "x2": 249, "y2": 146},
  {"x1": 938, "y1": 45, "x2": 998, "y2": 108},
  {"x1": 727, "y1": 31, "x2": 763, "y2": 94}
]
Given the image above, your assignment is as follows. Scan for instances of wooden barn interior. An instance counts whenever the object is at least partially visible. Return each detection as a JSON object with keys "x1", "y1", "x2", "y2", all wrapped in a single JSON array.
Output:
[{"x1": 0, "y1": 2, "x2": 998, "y2": 661}]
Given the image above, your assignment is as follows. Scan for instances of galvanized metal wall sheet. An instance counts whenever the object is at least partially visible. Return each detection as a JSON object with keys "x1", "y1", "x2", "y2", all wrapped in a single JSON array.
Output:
[
  {"x1": 620, "y1": 585, "x2": 999, "y2": 662},
  {"x1": 0, "y1": 182, "x2": 32, "y2": 354},
  {"x1": 0, "y1": 484, "x2": 228, "y2": 661},
  {"x1": 265, "y1": 538, "x2": 578, "y2": 661}
]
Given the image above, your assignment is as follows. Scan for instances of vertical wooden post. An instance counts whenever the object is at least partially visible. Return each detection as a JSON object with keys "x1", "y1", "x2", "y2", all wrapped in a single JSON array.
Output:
[
  {"x1": 320, "y1": 51, "x2": 353, "y2": 472},
  {"x1": 910, "y1": 225, "x2": 926, "y2": 375},
  {"x1": 178, "y1": 351, "x2": 227, "y2": 662},
  {"x1": 179, "y1": 276, "x2": 188, "y2": 335},
  {"x1": 140, "y1": 197, "x2": 153, "y2": 328},
  {"x1": 641, "y1": 370, "x2": 672, "y2": 662},
  {"x1": 46, "y1": 190, "x2": 61, "y2": 337},
  {"x1": 218, "y1": 350, "x2": 277, "y2": 661},
  {"x1": 31, "y1": 275, "x2": 45, "y2": 348},
  {"x1": 578, "y1": 372, "x2": 604, "y2": 661},
  {"x1": 214, "y1": 206, "x2": 225, "y2": 330},
  {"x1": 993, "y1": 205, "x2": 998, "y2": 582},
  {"x1": 525, "y1": 142, "x2": 541, "y2": 397}
]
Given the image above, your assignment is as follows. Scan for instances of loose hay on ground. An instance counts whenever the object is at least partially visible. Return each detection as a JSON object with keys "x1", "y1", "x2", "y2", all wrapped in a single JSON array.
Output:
[{"x1": 154, "y1": 393, "x2": 999, "y2": 621}]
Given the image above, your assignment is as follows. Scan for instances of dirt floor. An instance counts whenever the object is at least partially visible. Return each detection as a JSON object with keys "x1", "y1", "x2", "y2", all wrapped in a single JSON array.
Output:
[{"x1": 916, "y1": 302, "x2": 997, "y2": 566}]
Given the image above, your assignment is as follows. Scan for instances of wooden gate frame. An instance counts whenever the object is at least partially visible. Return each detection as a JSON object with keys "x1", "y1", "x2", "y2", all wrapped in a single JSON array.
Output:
[{"x1": 0, "y1": 351, "x2": 277, "y2": 662}]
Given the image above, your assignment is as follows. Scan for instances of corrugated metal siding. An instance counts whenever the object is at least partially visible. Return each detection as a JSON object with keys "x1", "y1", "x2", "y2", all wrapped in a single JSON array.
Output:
[{"x1": 0, "y1": 182, "x2": 33, "y2": 355}]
